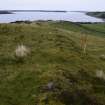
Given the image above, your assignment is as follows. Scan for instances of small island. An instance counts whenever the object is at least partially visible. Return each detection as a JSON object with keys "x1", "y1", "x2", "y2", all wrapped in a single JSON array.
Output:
[
  {"x1": 0, "y1": 10, "x2": 12, "y2": 14},
  {"x1": 86, "y1": 12, "x2": 105, "y2": 19}
]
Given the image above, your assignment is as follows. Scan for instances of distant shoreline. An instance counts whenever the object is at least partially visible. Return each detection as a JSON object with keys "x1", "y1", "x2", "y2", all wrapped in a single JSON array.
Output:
[
  {"x1": 0, "y1": 10, "x2": 67, "y2": 14},
  {"x1": 10, "y1": 20, "x2": 105, "y2": 24},
  {"x1": 0, "y1": 11, "x2": 12, "y2": 14}
]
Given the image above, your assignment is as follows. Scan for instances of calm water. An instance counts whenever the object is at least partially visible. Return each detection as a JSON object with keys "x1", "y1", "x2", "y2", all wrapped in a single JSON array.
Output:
[{"x1": 0, "y1": 12, "x2": 104, "y2": 23}]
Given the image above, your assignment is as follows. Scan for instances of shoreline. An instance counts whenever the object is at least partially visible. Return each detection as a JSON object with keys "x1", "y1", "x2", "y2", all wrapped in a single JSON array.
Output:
[
  {"x1": 0, "y1": 20, "x2": 105, "y2": 24},
  {"x1": 0, "y1": 10, "x2": 67, "y2": 14},
  {"x1": 9, "y1": 20, "x2": 105, "y2": 24}
]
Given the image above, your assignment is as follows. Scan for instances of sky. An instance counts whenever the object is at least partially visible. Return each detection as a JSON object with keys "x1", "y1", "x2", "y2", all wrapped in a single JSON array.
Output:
[{"x1": 0, "y1": 0, "x2": 105, "y2": 11}]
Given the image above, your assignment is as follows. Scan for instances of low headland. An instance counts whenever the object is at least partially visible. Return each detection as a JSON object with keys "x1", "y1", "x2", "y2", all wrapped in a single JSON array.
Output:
[
  {"x1": 0, "y1": 10, "x2": 12, "y2": 14},
  {"x1": 87, "y1": 12, "x2": 105, "y2": 19}
]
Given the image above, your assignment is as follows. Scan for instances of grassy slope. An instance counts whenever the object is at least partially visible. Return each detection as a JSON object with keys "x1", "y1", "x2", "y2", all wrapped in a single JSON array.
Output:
[
  {"x1": 82, "y1": 23, "x2": 105, "y2": 34},
  {"x1": 0, "y1": 21, "x2": 105, "y2": 105}
]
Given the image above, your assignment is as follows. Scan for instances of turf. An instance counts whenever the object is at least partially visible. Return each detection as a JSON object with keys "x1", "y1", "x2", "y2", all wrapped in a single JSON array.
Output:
[{"x1": 0, "y1": 21, "x2": 105, "y2": 105}]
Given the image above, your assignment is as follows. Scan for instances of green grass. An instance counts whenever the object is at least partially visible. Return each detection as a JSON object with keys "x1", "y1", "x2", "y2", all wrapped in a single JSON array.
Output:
[
  {"x1": 81, "y1": 23, "x2": 105, "y2": 35},
  {"x1": 0, "y1": 21, "x2": 105, "y2": 105}
]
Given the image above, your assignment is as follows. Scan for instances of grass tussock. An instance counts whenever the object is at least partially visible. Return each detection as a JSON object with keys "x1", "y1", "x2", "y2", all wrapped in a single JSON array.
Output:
[{"x1": 15, "y1": 44, "x2": 30, "y2": 59}]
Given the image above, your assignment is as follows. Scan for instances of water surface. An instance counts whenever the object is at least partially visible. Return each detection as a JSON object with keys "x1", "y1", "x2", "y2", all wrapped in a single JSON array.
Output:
[{"x1": 0, "y1": 12, "x2": 104, "y2": 23}]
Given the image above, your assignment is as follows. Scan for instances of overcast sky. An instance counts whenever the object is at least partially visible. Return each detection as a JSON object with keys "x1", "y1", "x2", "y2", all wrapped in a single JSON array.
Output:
[{"x1": 0, "y1": 0, "x2": 105, "y2": 11}]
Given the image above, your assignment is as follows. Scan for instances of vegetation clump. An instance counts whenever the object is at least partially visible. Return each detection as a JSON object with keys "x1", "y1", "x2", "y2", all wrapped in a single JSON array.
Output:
[
  {"x1": 96, "y1": 70, "x2": 105, "y2": 80},
  {"x1": 15, "y1": 44, "x2": 30, "y2": 61},
  {"x1": 100, "y1": 54, "x2": 105, "y2": 60}
]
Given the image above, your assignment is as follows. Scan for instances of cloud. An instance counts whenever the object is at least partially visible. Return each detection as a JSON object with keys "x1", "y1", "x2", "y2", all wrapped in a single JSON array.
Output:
[{"x1": 0, "y1": 0, "x2": 105, "y2": 11}]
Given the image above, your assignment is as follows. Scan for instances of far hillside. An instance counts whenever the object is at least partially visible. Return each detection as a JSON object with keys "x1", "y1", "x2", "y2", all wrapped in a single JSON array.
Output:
[{"x1": 87, "y1": 12, "x2": 105, "y2": 19}]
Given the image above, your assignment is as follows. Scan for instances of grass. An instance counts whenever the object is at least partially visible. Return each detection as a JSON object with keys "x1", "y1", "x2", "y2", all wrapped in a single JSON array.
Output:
[{"x1": 0, "y1": 21, "x2": 105, "y2": 105}]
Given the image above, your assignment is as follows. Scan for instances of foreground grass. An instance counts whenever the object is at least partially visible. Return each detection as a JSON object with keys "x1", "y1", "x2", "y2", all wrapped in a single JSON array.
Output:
[{"x1": 0, "y1": 21, "x2": 105, "y2": 105}]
